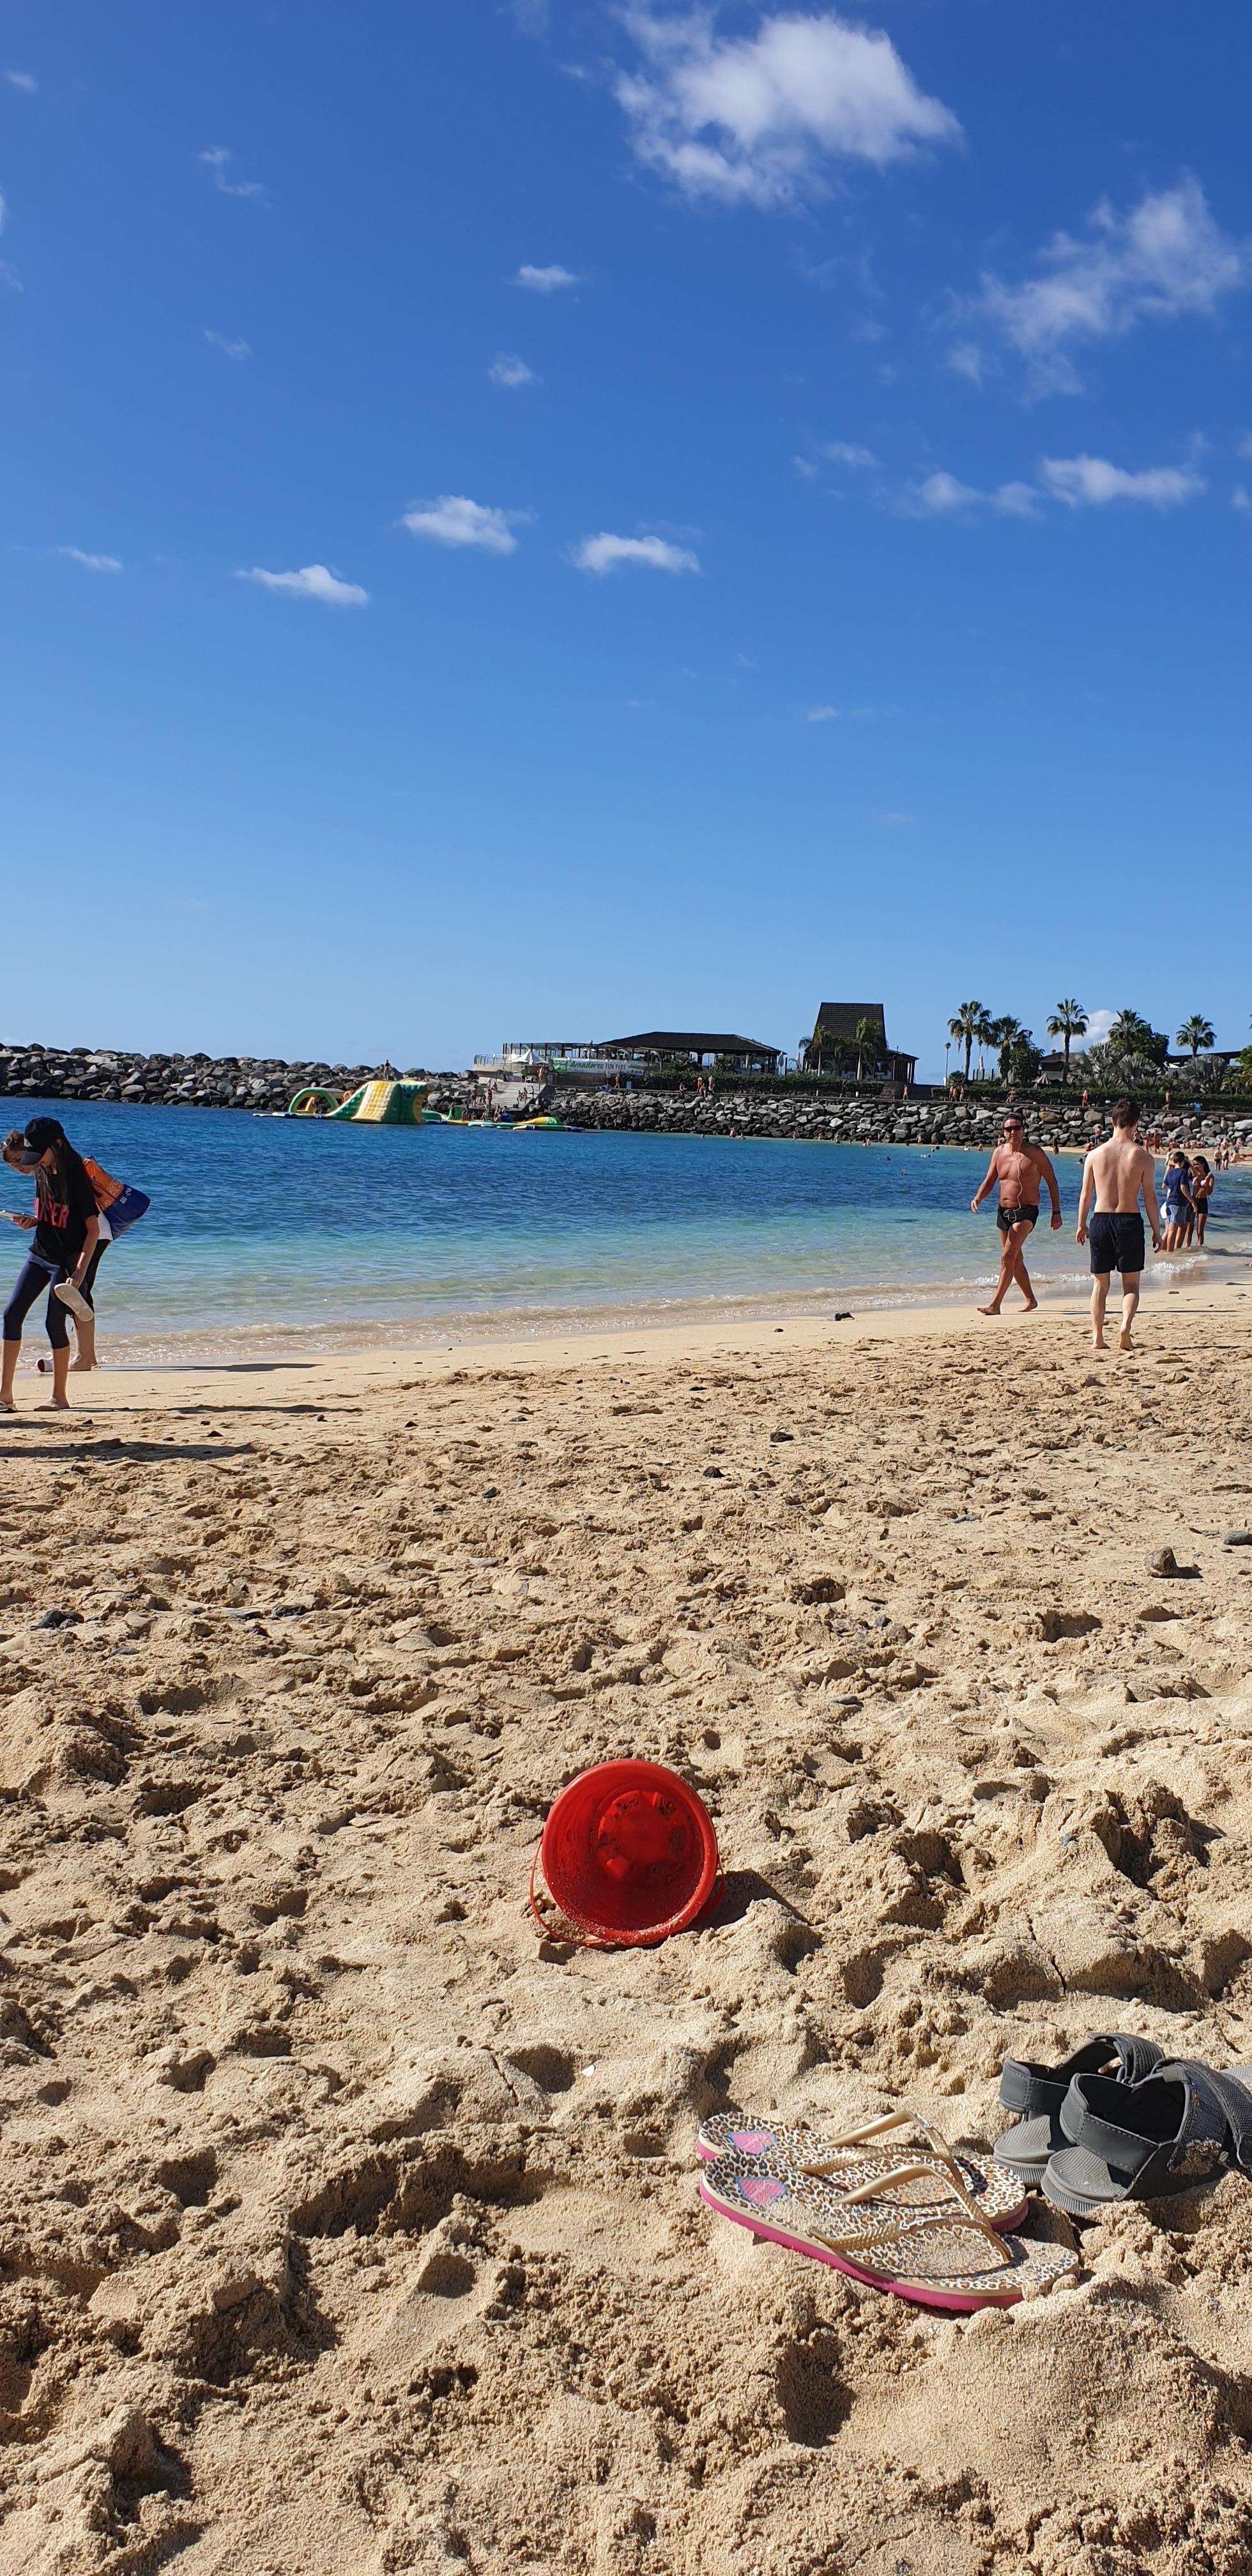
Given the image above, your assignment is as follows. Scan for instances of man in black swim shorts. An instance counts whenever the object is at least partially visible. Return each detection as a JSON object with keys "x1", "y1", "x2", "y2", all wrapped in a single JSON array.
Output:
[
  {"x1": 1076, "y1": 1098, "x2": 1160, "y2": 1352},
  {"x1": 970, "y1": 1115, "x2": 1063, "y2": 1317}
]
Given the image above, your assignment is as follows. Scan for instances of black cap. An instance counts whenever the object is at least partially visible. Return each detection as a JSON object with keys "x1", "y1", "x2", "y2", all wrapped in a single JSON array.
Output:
[{"x1": 15, "y1": 1115, "x2": 65, "y2": 1167}]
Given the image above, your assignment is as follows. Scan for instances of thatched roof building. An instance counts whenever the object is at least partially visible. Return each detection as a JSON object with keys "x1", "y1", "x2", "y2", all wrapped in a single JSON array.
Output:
[{"x1": 807, "y1": 1004, "x2": 916, "y2": 1083}]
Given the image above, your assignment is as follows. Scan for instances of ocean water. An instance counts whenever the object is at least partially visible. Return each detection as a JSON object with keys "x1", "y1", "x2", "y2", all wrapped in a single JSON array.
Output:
[{"x1": 4, "y1": 1097, "x2": 1251, "y2": 1365}]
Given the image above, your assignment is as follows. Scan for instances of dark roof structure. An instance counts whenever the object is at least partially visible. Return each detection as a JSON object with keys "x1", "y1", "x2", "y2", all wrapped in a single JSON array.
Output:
[
  {"x1": 807, "y1": 1002, "x2": 917, "y2": 1082},
  {"x1": 597, "y1": 1031, "x2": 780, "y2": 1061},
  {"x1": 811, "y1": 1002, "x2": 889, "y2": 1045}
]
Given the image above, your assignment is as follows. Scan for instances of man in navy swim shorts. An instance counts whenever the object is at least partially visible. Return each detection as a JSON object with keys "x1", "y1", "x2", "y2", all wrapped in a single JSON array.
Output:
[{"x1": 1076, "y1": 1098, "x2": 1160, "y2": 1353}]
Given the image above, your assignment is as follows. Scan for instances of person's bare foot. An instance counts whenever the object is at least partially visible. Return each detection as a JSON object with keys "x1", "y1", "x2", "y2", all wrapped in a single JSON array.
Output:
[
  {"x1": 977, "y1": 1303, "x2": 1002, "y2": 1317},
  {"x1": 1021, "y1": 1297, "x2": 1039, "y2": 1313},
  {"x1": 1118, "y1": 1330, "x2": 1134, "y2": 1352},
  {"x1": 1091, "y1": 1337, "x2": 1106, "y2": 1352},
  {"x1": 38, "y1": 1398, "x2": 70, "y2": 1411},
  {"x1": 68, "y1": 1358, "x2": 96, "y2": 1374}
]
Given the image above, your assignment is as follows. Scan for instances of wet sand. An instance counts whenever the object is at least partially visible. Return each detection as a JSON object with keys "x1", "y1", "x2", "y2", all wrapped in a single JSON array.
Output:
[{"x1": 3, "y1": 1286, "x2": 1252, "y2": 2573}]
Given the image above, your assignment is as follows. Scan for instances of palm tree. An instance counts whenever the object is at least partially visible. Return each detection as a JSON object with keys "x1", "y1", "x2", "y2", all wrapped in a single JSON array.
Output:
[
  {"x1": 989, "y1": 1015, "x2": 1026, "y2": 1081},
  {"x1": 808, "y1": 1020, "x2": 834, "y2": 1074},
  {"x1": 1046, "y1": 998, "x2": 1088, "y2": 1076},
  {"x1": 1108, "y1": 1008, "x2": 1154, "y2": 1057},
  {"x1": 1176, "y1": 1013, "x2": 1215, "y2": 1059},
  {"x1": 947, "y1": 1000, "x2": 988, "y2": 1084},
  {"x1": 853, "y1": 1016, "x2": 879, "y2": 1082}
]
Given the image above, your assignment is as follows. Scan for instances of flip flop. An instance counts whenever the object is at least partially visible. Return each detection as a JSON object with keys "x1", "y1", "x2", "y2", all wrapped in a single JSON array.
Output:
[
  {"x1": 994, "y1": 2032, "x2": 1165, "y2": 2188},
  {"x1": 699, "y1": 2154, "x2": 1078, "y2": 2314},
  {"x1": 696, "y1": 2106, "x2": 1027, "y2": 2230},
  {"x1": 1043, "y1": 2059, "x2": 1252, "y2": 2218}
]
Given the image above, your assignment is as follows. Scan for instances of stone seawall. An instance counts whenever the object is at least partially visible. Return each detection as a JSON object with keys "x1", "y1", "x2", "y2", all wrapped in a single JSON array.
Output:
[
  {"x1": 0, "y1": 1046, "x2": 434, "y2": 1114},
  {"x1": 558, "y1": 1086, "x2": 1252, "y2": 1151}
]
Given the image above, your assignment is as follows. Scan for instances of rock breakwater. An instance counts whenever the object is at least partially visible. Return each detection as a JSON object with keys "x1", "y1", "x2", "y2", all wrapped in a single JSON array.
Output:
[
  {"x1": 560, "y1": 1085, "x2": 1252, "y2": 1152},
  {"x1": 0, "y1": 1046, "x2": 429, "y2": 1114}
]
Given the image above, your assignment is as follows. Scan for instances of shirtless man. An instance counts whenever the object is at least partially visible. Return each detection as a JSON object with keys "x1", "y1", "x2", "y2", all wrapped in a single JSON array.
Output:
[
  {"x1": 1076, "y1": 1097, "x2": 1159, "y2": 1353},
  {"x1": 970, "y1": 1113, "x2": 1062, "y2": 1315}
]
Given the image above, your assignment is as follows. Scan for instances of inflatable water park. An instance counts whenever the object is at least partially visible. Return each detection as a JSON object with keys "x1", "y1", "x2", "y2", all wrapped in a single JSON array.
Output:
[
  {"x1": 289, "y1": 1078, "x2": 432, "y2": 1123},
  {"x1": 288, "y1": 1078, "x2": 563, "y2": 1130}
]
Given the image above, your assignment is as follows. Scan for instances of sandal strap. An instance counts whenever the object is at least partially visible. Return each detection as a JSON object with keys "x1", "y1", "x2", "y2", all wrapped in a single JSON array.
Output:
[
  {"x1": 813, "y1": 2163, "x2": 1014, "y2": 2271},
  {"x1": 1069, "y1": 2062, "x2": 1252, "y2": 2191},
  {"x1": 999, "y1": 2032, "x2": 1163, "y2": 2119},
  {"x1": 1162, "y1": 2062, "x2": 1252, "y2": 2177},
  {"x1": 802, "y1": 2107, "x2": 959, "y2": 2176},
  {"x1": 814, "y1": 2158, "x2": 1010, "y2": 2263}
]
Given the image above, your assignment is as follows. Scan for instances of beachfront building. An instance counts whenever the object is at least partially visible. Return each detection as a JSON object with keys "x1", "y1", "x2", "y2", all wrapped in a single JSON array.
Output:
[
  {"x1": 475, "y1": 1033, "x2": 784, "y2": 1079},
  {"x1": 594, "y1": 1031, "x2": 782, "y2": 1075},
  {"x1": 804, "y1": 1003, "x2": 917, "y2": 1085}
]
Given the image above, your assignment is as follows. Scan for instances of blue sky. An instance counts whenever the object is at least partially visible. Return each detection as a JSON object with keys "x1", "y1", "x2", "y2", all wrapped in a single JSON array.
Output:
[{"x1": 2, "y1": 1, "x2": 1250, "y2": 1075}]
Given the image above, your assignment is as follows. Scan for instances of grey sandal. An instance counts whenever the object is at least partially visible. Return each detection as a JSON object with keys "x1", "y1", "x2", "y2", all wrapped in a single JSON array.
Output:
[
  {"x1": 993, "y1": 2032, "x2": 1164, "y2": 2188},
  {"x1": 1044, "y1": 2060, "x2": 1252, "y2": 2217}
]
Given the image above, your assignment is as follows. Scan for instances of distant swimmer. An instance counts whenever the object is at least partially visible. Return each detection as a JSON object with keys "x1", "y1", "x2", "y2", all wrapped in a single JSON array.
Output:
[
  {"x1": 1076, "y1": 1097, "x2": 1159, "y2": 1354},
  {"x1": 970, "y1": 1112, "x2": 1062, "y2": 1317}
]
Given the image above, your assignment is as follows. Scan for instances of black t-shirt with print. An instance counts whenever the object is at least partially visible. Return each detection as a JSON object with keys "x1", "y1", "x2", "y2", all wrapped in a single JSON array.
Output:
[{"x1": 33, "y1": 1158, "x2": 98, "y2": 1269}]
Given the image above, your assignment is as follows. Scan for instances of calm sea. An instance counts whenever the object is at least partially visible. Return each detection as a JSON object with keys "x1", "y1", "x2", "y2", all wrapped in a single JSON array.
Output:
[{"x1": 4, "y1": 1098, "x2": 1250, "y2": 1366}]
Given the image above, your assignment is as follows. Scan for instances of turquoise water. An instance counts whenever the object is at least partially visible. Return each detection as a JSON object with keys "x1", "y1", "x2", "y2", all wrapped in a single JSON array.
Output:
[{"x1": 4, "y1": 1097, "x2": 1250, "y2": 1364}]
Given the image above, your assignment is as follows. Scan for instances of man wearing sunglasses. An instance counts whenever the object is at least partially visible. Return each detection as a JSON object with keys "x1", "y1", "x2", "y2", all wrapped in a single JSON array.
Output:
[{"x1": 970, "y1": 1113, "x2": 1062, "y2": 1316}]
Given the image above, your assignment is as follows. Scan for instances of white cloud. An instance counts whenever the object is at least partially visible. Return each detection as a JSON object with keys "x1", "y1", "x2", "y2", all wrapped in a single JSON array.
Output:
[
  {"x1": 873, "y1": 809, "x2": 915, "y2": 829},
  {"x1": 899, "y1": 469, "x2": 981, "y2": 516},
  {"x1": 1234, "y1": 486, "x2": 1252, "y2": 516},
  {"x1": 820, "y1": 439, "x2": 877, "y2": 467},
  {"x1": 968, "y1": 180, "x2": 1249, "y2": 390},
  {"x1": 238, "y1": 564, "x2": 367, "y2": 604},
  {"x1": 402, "y1": 496, "x2": 524, "y2": 554},
  {"x1": 804, "y1": 704, "x2": 842, "y2": 722},
  {"x1": 615, "y1": 6, "x2": 961, "y2": 208},
  {"x1": 199, "y1": 146, "x2": 266, "y2": 202},
  {"x1": 514, "y1": 262, "x2": 578, "y2": 292},
  {"x1": 895, "y1": 455, "x2": 1200, "y2": 520},
  {"x1": 946, "y1": 341, "x2": 986, "y2": 386},
  {"x1": 572, "y1": 531, "x2": 701, "y2": 575},
  {"x1": 1040, "y1": 454, "x2": 1205, "y2": 509},
  {"x1": 204, "y1": 328, "x2": 251, "y2": 360},
  {"x1": 1237, "y1": 433, "x2": 1252, "y2": 459},
  {"x1": 58, "y1": 547, "x2": 123, "y2": 572},
  {"x1": 4, "y1": 70, "x2": 37, "y2": 93},
  {"x1": 488, "y1": 352, "x2": 538, "y2": 388},
  {"x1": 1083, "y1": 1008, "x2": 1117, "y2": 1050}
]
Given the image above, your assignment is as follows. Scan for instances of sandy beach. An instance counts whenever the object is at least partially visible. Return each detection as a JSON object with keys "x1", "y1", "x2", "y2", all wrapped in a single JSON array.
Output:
[{"x1": 4, "y1": 1284, "x2": 1252, "y2": 2575}]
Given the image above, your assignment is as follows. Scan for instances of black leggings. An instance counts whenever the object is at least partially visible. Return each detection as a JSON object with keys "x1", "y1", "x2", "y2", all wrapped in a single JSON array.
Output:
[
  {"x1": 80, "y1": 1239, "x2": 107, "y2": 1307},
  {"x1": 3, "y1": 1252, "x2": 71, "y2": 1349}
]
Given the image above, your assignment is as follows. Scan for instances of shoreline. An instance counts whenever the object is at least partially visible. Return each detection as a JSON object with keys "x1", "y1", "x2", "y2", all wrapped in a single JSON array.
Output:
[{"x1": 6, "y1": 1261, "x2": 1248, "y2": 1407}]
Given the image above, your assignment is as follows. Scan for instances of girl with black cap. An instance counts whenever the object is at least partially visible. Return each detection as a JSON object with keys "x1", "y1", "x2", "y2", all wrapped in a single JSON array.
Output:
[{"x1": 1, "y1": 1117, "x2": 100, "y2": 1411}]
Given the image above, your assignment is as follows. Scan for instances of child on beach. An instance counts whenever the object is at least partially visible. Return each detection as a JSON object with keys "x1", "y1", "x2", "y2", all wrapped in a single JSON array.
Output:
[
  {"x1": 1, "y1": 1117, "x2": 100, "y2": 1412},
  {"x1": 1159, "y1": 1150, "x2": 1193, "y2": 1253},
  {"x1": 1189, "y1": 1155, "x2": 1214, "y2": 1246}
]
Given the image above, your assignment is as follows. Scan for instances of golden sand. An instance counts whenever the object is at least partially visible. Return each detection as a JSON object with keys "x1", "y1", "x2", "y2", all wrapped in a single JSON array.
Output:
[{"x1": 3, "y1": 1290, "x2": 1252, "y2": 2573}]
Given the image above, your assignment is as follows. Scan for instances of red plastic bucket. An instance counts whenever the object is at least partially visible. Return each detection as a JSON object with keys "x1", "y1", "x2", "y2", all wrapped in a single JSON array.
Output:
[{"x1": 530, "y1": 1759, "x2": 721, "y2": 1948}]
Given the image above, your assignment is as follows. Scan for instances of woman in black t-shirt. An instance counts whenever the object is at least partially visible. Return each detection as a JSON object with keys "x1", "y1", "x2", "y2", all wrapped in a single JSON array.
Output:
[{"x1": 1, "y1": 1116, "x2": 100, "y2": 1412}]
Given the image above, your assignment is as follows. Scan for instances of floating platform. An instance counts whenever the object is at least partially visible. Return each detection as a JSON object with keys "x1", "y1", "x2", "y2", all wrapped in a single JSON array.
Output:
[{"x1": 289, "y1": 1080, "x2": 429, "y2": 1124}]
